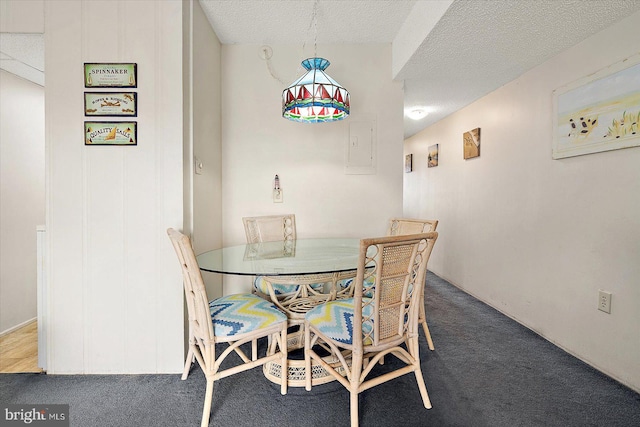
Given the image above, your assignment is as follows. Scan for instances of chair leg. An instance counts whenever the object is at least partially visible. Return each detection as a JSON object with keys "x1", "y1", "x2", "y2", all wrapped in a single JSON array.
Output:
[
  {"x1": 409, "y1": 336, "x2": 432, "y2": 409},
  {"x1": 419, "y1": 300, "x2": 435, "y2": 351},
  {"x1": 280, "y1": 327, "x2": 288, "y2": 396},
  {"x1": 350, "y1": 352, "x2": 363, "y2": 427},
  {"x1": 350, "y1": 391, "x2": 359, "y2": 427},
  {"x1": 201, "y1": 378, "x2": 214, "y2": 427},
  {"x1": 182, "y1": 346, "x2": 195, "y2": 380},
  {"x1": 413, "y1": 367, "x2": 432, "y2": 409},
  {"x1": 304, "y1": 324, "x2": 312, "y2": 391}
]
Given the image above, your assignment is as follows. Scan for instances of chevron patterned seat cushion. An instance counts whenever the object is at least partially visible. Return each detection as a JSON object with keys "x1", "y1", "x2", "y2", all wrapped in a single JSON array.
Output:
[
  {"x1": 337, "y1": 276, "x2": 376, "y2": 296},
  {"x1": 209, "y1": 294, "x2": 287, "y2": 337},
  {"x1": 253, "y1": 276, "x2": 325, "y2": 296},
  {"x1": 305, "y1": 298, "x2": 373, "y2": 345}
]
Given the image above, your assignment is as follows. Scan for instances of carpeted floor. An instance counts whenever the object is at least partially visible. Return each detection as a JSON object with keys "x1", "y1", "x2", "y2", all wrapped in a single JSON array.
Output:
[{"x1": 2, "y1": 272, "x2": 639, "y2": 426}]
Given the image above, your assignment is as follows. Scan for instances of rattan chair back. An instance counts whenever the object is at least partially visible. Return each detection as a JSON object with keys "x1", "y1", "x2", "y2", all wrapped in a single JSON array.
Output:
[
  {"x1": 387, "y1": 217, "x2": 438, "y2": 236},
  {"x1": 243, "y1": 214, "x2": 296, "y2": 243},
  {"x1": 387, "y1": 218, "x2": 439, "y2": 349},
  {"x1": 167, "y1": 228, "x2": 214, "y2": 347}
]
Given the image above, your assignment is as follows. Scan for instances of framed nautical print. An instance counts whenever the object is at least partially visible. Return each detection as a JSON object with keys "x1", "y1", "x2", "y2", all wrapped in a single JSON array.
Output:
[
  {"x1": 84, "y1": 92, "x2": 137, "y2": 117},
  {"x1": 85, "y1": 122, "x2": 137, "y2": 146},
  {"x1": 84, "y1": 63, "x2": 137, "y2": 88}
]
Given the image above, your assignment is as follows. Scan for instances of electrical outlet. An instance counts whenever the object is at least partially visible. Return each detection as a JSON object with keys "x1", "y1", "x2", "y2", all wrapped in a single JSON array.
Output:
[{"x1": 598, "y1": 290, "x2": 611, "y2": 314}]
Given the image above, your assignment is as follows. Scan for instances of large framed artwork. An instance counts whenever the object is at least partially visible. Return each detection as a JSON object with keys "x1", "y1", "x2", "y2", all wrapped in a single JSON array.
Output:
[{"x1": 552, "y1": 53, "x2": 640, "y2": 159}]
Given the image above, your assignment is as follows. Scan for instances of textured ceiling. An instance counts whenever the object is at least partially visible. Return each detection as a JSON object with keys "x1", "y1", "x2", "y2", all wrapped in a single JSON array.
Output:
[
  {"x1": 0, "y1": 33, "x2": 44, "y2": 86},
  {"x1": 200, "y1": 0, "x2": 640, "y2": 138},
  {"x1": 200, "y1": 0, "x2": 417, "y2": 44},
  {"x1": 2, "y1": 1, "x2": 638, "y2": 137}
]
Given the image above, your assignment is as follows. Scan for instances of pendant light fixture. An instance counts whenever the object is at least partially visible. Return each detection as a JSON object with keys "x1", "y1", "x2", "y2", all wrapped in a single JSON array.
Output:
[
  {"x1": 281, "y1": 1, "x2": 350, "y2": 123},
  {"x1": 282, "y1": 57, "x2": 350, "y2": 123}
]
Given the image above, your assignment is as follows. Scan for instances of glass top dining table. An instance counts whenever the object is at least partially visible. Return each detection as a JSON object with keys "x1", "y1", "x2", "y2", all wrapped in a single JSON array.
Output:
[{"x1": 196, "y1": 238, "x2": 362, "y2": 276}]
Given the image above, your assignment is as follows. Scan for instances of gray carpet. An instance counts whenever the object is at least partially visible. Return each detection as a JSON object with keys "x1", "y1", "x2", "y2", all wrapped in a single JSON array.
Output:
[{"x1": 2, "y1": 272, "x2": 639, "y2": 427}]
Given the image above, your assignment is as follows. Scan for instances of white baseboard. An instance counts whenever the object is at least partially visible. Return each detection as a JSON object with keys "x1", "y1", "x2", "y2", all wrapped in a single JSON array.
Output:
[{"x1": 0, "y1": 317, "x2": 36, "y2": 337}]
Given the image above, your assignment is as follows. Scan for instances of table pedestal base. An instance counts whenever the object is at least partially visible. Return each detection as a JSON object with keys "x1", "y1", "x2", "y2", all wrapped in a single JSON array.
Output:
[{"x1": 263, "y1": 330, "x2": 350, "y2": 387}]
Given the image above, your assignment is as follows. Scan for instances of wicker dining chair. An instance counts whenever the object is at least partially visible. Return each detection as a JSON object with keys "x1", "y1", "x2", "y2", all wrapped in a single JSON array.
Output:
[
  {"x1": 167, "y1": 228, "x2": 288, "y2": 427},
  {"x1": 304, "y1": 232, "x2": 438, "y2": 427},
  {"x1": 387, "y1": 218, "x2": 439, "y2": 350},
  {"x1": 242, "y1": 215, "x2": 339, "y2": 311}
]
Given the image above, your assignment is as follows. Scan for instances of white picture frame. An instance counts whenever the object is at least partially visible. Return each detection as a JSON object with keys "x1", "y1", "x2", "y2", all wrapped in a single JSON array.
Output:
[{"x1": 552, "y1": 53, "x2": 640, "y2": 159}]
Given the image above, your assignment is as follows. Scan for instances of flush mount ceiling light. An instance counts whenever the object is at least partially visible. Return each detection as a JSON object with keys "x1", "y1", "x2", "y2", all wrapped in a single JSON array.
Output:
[
  {"x1": 282, "y1": 57, "x2": 350, "y2": 123},
  {"x1": 281, "y1": 0, "x2": 350, "y2": 123},
  {"x1": 406, "y1": 108, "x2": 429, "y2": 120}
]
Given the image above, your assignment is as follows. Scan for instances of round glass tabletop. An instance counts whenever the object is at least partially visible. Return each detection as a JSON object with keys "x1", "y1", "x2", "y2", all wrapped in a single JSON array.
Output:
[{"x1": 196, "y1": 238, "x2": 361, "y2": 276}]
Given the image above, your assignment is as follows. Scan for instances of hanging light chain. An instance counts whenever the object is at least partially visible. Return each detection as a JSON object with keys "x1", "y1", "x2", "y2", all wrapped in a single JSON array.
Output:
[
  {"x1": 300, "y1": 0, "x2": 319, "y2": 74},
  {"x1": 313, "y1": 0, "x2": 318, "y2": 58}
]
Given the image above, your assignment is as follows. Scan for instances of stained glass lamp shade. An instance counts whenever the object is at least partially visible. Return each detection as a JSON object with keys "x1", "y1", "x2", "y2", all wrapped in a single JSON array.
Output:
[{"x1": 282, "y1": 58, "x2": 350, "y2": 123}]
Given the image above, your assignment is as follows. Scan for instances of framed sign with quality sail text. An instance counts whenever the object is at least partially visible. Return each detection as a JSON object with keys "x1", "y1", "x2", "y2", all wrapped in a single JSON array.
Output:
[{"x1": 85, "y1": 122, "x2": 137, "y2": 146}]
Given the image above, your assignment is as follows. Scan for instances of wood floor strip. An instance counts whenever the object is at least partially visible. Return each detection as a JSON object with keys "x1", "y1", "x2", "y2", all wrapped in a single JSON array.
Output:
[{"x1": 0, "y1": 321, "x2": 42, "y2": 373}]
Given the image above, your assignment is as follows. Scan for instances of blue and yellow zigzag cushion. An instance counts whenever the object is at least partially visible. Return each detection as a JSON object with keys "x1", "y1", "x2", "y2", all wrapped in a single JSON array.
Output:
[
  {"x1": 305, "y1": 298, "x2": 373, "y2": 345},
  {"x1": 209, "y1": 294, "x2": 287, "y2": 337},
  {"x1": 253, "y1": 276, "x2": 325, "y2": 296},
  {"x1": 337, "y1": 276, "x2": 376, "y2": 296}
]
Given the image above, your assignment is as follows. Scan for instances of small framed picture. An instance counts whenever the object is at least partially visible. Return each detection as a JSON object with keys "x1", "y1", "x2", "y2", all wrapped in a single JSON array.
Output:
[
  {"x1": 463, "y1": 128, "x2": 481, "y2": 159},
  {"x1": 428, "y1": 144, "x2": 439, "y2": 167},
  {"x1": 84, "y1": 63, "x2": 137, "y2": 88},
  {"x1": 84, "y1": 92, "x2": 137, "y2": 117},
  {"x1": 85, "y1": 122, "x2": 137, "y2": 146},
  {"x1": 405, "y1": 154, "x2": 413, "y2": 172}
]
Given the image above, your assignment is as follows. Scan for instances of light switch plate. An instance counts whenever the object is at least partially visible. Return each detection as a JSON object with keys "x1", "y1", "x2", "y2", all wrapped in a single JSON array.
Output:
[
  {"x1": 273, "y1": 189, "x2": 283, "y2": 203},
  {"x1": 194, "y1": 157, "x2": 203, "y2": 175}
]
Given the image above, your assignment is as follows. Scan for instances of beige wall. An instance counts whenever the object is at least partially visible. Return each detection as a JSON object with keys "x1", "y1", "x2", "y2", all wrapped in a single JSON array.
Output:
[
  {"x1": 44, "y1": 0, "x2": 184, "y2": 374},
  {"x1": 0, "y1": 0, "x2": 43, "y2": 33},
  {"x1": 184, "y1": 0, "x2": 223, "y2": 299},
  {"x1": 220, "y1": 44, "x2": 405, "y2": 293},
  {"x1": 0, "y1": 70, "x2": 45, "y2": 333},
  {"x1": 404, "y1": 11, "x2": 640, "y2": 392}
]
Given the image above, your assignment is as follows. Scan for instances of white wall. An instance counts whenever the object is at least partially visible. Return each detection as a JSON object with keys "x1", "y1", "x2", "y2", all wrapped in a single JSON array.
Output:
[
  {"x1": 404, "y1": 11, "x2": 640, "y2": 392},
  {"x1": 190, "y1": 0, "x2": 223, "y2": 300},
  {"x1": 0, "y1": 0, "x2": 44, "y2": 33},
  {"x1": 44, "y1": 0, "x2": 184, "y2": 374},
  {"x1": 0, "y1": 70, "x2": 45, "y2": 333},
  {"x1": 220, "y1": 44, "x2": 405, "y2": 293}
]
